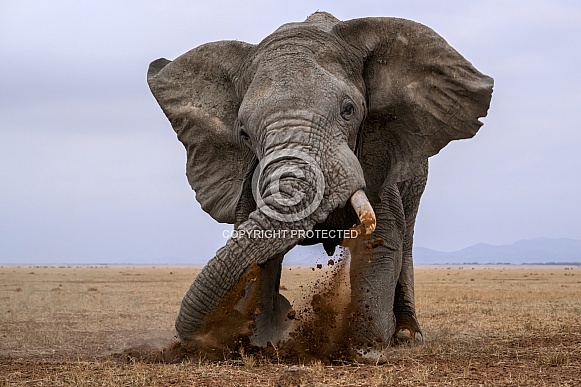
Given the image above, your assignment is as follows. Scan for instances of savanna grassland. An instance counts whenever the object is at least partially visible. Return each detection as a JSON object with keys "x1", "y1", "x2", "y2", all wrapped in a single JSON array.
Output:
[{"x1": 0, "y1": 263, "x2": 579, "y2": 386}]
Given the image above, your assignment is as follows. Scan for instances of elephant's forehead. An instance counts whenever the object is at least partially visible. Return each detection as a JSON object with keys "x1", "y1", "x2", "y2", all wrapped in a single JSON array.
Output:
[
  {"x1": 249, "y1": 32, "x2": 358, "y2": 94},
  {"x1": 255, "y1": 24, "x2": 347, "y2": 64}
]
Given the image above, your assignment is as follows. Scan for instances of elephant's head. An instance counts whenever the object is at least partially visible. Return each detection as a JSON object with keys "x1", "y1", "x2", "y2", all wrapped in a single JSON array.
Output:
[{"x1": 147, "y1": 12, "x2": 493, "y2": 348}]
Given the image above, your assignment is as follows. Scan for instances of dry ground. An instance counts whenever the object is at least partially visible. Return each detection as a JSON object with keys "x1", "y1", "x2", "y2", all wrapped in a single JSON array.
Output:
[{"x1": 0, "y1": 263, "x2": 579, "y2": 386}]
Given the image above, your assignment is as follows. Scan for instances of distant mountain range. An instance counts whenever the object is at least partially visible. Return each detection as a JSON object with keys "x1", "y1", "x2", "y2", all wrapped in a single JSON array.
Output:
[
  {"x1": 285, "y1": 238, "x2": 581, "y2": 265},
  {"x1": 413, "y1": 238, "x2": 581, "y2": 265}
]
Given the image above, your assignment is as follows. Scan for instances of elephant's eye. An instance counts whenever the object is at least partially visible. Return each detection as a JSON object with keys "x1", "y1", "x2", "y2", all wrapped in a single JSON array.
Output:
[
  {"x1": 341, "y1": 100, "x2": 355, "y2": 120},
  {"x1": 239, "y1": 126, "x2": 250, "y2": 140},
  {"x1": 239, "y1": 126, "x2": 252, "y2": 147}
]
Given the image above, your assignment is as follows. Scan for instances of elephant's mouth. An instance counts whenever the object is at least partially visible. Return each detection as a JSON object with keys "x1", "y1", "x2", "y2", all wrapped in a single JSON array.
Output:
[{"x1": 349, "y1": 189, "x2": 376, "y2": 237}]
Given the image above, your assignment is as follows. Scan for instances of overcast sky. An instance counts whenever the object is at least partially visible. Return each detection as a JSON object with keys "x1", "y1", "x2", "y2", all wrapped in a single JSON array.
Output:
[{"x1": 1, "y1": 1, "x2": 580, "y2": 264}]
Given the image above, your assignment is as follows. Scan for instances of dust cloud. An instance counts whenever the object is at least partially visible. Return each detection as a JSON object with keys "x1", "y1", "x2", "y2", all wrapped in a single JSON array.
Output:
[{"x1": 120, "y1": 238, "x2": 379, "y2": 364}]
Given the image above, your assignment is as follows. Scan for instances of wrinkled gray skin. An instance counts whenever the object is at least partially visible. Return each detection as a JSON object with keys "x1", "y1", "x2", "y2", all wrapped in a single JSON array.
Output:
[{"x1": 147, "y1": 12, "x2": 493, "y2": 355}]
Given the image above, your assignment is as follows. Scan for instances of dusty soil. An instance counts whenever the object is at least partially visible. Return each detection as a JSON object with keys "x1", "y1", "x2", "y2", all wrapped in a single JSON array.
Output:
[{"x1": 1, "y1": 263, "x2": 580, "y2": 386}]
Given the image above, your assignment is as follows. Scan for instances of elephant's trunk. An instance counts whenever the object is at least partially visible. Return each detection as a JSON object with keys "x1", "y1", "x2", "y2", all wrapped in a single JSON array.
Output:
[{"x1": 349, "y1": 189, "x2": 376, "y2": 236}]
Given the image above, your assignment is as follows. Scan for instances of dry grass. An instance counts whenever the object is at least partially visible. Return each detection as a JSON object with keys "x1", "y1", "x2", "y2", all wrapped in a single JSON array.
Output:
[{"x1": 1, "y1": 264, "x2": 580, "y2": 386}]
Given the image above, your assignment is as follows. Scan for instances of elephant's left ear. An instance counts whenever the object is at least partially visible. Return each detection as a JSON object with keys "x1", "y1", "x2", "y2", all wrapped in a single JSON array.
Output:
[
  {"x1": 334, "y1": 18, "x2": 493, "y2": 180},
  {"x1": 147, "y1": 41, "x2": 255, "y2": 224}
]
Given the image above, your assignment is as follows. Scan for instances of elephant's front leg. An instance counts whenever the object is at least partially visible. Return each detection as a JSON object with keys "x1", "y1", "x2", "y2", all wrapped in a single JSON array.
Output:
[
  {"x1": 393, "y1": 235, "x2": 423, "y2": 342},
  {"x1": 393, "y1": 165, "x2": 428, "y2": 342},
  {"x1": 236, "y1": 253, "x2": 293, "y2": 347},
  {"x1": 348, "y1": 183, "x2": 405, "y2": 352}
]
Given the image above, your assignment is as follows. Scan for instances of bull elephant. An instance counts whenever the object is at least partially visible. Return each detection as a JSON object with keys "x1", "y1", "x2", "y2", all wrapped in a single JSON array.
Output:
[{"x1": 147, "y1": 12, "x2": 493, "y2": 359}]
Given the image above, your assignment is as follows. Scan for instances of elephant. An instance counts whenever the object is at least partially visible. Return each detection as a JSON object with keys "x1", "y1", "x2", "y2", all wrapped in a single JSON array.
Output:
[{"x1": 147, "y1": 12, "x2": 493, "y2": 360}]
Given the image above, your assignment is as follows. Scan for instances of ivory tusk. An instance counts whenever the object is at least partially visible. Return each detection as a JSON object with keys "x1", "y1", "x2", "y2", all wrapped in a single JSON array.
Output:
[{"x1": 349, "y1": 189, "x2": 376, "y2": 236}]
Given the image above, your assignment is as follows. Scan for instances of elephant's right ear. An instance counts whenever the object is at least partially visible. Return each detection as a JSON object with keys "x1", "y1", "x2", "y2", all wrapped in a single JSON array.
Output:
[{"x1": 147, "y1": 41, "x2": 255, "y2": 224}]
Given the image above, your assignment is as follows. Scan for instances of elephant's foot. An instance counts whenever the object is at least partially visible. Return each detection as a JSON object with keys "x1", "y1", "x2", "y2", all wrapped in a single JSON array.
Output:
[
  {"x1": 249, "y1": 292, "x2": 294, "y2": 347},
  {"x1": 394, "y1": 311, "x2": 424, "y2": 344},
  {"x1": 345, "y1": 311, "x2": 422, "y2": 362},
  {"x1": 346, "y1": 310, "x2": 396, "y2": 352}
]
